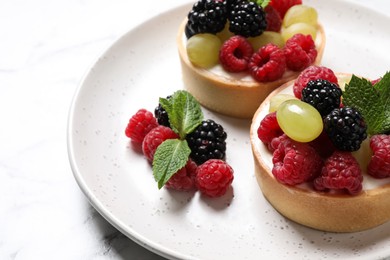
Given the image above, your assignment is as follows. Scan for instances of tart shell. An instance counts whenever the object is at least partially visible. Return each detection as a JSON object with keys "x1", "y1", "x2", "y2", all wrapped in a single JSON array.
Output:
[
  {"x1": 250, "y1": 75, "x2": 390, "y2": 233},
  {"x1": 177, "y1": 19, "x2": 326, "y2": 119}
]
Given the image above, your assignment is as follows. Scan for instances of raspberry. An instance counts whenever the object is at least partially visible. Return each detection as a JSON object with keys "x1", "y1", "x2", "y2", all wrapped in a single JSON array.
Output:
[
  {"x1": 269, "y1": 0, "x2": 302, "y2": 18},
  {"x1": 270, "y1": 133, "x2": 290, "y2": 152},
  {"x1": 308, "y1": 130, "x2": 336, "y2": 158},
  {"x1": 293, "y1": 66, "x2": 338, "y2": 99},
  {"x1": 229, "y1": 1, "x2": 267, "y2": 37},
  {"x1": 185, "y1": 0, "x2": 228, "y2": 38},
  {"x1": 165, "y1": 160, "x2": 198, "y2": 191},
  {"x1": 301, "y1": 79, "x2": 342, "y2": 117},
  {"x1": 313, "y1": 151, "x2": 363, "y2": 195},
  {"x1": 367, "y1": 134, "x2": 390, "y2": 178},
  {"x1": 272, "y1": 136, "x2": 323, "y2": 185},
  {"x1": 195, "y1": 159, "x2": 234, "y2": 197},
  {"x1": 265, "y1": 5, "x2": 282, "y2": 32},
  {"x1": 323, "y1": 107, "x2": 367, "y2": 152},
  {"x1": 219, "y1": 35, "x2": 254, "y2": 72},
  {"x1": 125, "y1": 109, "x2": 158, "y2": 144},
  {"x1": 257, "y1": 112, "x2": 283, "y2": 151},
  {"x1": 284, "y1": 34, "x2": 317, "y2": 71},
  {"x1": 142, "y1": 126, "x2": 179, "y2": 162},
  {"x1": 186, "y1": 119, "x2": 227, "y2": 165},
  {"x1": 249, "y1": 43, "x2": 286, "y2": 82}
]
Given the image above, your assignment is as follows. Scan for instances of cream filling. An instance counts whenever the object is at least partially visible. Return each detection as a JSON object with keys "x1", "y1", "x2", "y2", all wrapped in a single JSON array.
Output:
[
  {"x1": 182, "y1": 30, "x2": 323, "y2": 82},
  {"x1": 251, "y1": 83, "x2": 390, "y2": 191}
]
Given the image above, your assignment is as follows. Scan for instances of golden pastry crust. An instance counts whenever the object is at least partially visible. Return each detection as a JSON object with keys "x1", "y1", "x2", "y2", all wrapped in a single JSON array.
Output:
[
  {"x1": 177, "y1": 19, "x2": 326, "y2": 119},
  {"x1": 250, "y1": 76, "x2": 390, "y2": 233}
]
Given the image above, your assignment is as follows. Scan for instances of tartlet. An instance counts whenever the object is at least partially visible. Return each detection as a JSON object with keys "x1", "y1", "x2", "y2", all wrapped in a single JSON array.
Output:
[
  {"x1": 177, "y1": 19, "x2": 326, "y2": 119},
  {"x1": 249, "y1": 74, "x2": 390, "y2": 233}
]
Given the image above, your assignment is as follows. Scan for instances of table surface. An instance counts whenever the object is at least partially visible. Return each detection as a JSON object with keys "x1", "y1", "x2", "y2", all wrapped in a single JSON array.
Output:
[{"x1": 1, "y1": 0, "x2": 389, "y2": 259}]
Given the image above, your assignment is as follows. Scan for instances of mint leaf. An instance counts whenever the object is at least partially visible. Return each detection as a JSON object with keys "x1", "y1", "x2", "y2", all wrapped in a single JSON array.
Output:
[
  {"x1": 160, "y1": 90, "x2": 203, "y2": 139},
  {"x1": 373, "y1": 72, "x2": 390, "y2": 132},
  {"x1": 152, "y1": 139, "x2": 191, "y2": 189},
  {"x1": 250, "y1": 0, "x2": 270, "y2": 8},
  {"x1": 343, "y1": 73, "x2": 390, "y2": 135}
]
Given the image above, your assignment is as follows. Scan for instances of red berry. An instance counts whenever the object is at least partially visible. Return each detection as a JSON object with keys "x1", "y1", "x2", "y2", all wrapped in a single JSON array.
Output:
[
  {"x1": 293, "y1": 66, "x2": 338, "y2": 99},
  {"x1": 249, "y1": 43, "x2": 286, "y2": 82},
  {"x1": 314, "y1": 151, "x2": 363, "y2": 195},
  {"x1": 284, "y1": 34, "x2": 317, "y2": 71},
  {"x1": 368, "y1": 134, "x2": 390, "y2": 178},
  {"x1": 196, "y1": 159, "x2": 234, "y2": 197},
  {"x1": 308, "y1": 130, "x2": 336, "y2": 158},
  {"x1": 165, "y1": 160, "x2": 198, "y2": 191},
  {"x1": 125, "y1": 109, "x2": 158, "y2": 144},
  {"x1": 142, "y1": 125, "x2": 179, "y2": 162},
  {"x1": 265, "y1": 5, "x2": 282, "y2": 32},
  {"x1": 269, "y1": 0, "x2": 302, "y2": 18},
  {"x1": 219, "y1": 35, "x2": 254, "y2": 72},
  {"x1": 272, "y1": 136, "x2": 323, "y2": 185},
  {"x1": 257, "y1": 112, "x2": 283, "y2": 151},
  {"x1": 270, "y1": 133, "x2": 290, "y2": 152}
]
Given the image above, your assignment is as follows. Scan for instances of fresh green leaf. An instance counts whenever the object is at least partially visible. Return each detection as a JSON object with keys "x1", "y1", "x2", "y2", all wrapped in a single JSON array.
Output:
[
  {"x1": 250, "y1": 0, "x2": 270, "y2": 8},
  {"x1": 373, "y1": 72, "x2": 390, "y2": 132},
  {"x1": 343, "y1": 73, "x2": 390, "y2": 135},
  {"x1": 160, "y1": 90, "x2": 203, "y2": 139},
  {"x1": 152, "y1": 139, "x2": 191, "y2": 189}
]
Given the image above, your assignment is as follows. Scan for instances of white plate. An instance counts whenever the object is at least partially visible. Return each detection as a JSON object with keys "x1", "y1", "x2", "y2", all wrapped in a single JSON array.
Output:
[{"x1": 67, "y1": 1, "x2": 390, "y2": 259}]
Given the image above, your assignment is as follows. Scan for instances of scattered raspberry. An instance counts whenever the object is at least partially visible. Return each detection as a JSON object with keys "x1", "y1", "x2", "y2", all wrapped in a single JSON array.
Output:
[
  {"x1": 165, "y1": 160, "x2": 198, "y2": 191},
  {"x1": 367, "y1": 134, "x2": 390, "y2": 178},
  {"x1": 125, "y1": 109, "x2": 158, "y2": 144},
  {"x1": 219, "y1": 35, "x2": 254, "y2": 72},
  {"x1": 142, "y1": 125, "x2": 179, "y2": 162},
  {"x1": 284, "y1": 34, "x2": 317, "y2": 71},
  {"x1": 265, "y1": 5, "x2": 282, "y2": 32},
  {"x1": 269, "y1": 0, "x2": 302, "y2": 18},
  {"x1": 293, "y1": 66, "x2": 338, "y2": 99},
  {"x1": 257, "y1": 112, "x2": 283, "y2": 151},
  {"x1": 196, "y1": 159, "x2": 234, "y2": 197},
  {"x1": 272, "y1": 136, "x2": 323, "y2": 185},
  {"x1": 313, "y1": 151, "x2": 363, "y2": 195},
  {"x1": 249, "y1": 43, "x2": 286, "y2": 82}
]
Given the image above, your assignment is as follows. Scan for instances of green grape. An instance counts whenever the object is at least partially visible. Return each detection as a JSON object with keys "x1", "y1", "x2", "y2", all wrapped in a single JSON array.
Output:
[
  {"x1": 186, "y1": 34, "x2": 222, "y2": 68},
  {"x1": 269, "y1": 94, "x2": 297, "y2": 112},
  {"x1": 248, "y1": 31, "x2": 285, "y2": 51},
  {"x1": 283, "y1": 5, "x2": 318, "y2": 28},
  {"x1": 276, "y1": 99, "x2": 323, "y2": 142},
  {"x1": 281, "y1": 23, "x2": 317, "y2": 42}
]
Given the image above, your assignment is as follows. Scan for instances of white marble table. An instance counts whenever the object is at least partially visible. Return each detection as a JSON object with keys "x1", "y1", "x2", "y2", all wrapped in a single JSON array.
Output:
[{"x1": 1, "y1": 0, "x2": 389, "y2": 259}]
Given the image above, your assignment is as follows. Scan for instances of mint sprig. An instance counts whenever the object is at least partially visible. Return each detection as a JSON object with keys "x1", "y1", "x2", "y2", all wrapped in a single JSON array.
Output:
[
  {"x1": 153, "y1": 90, "x2": 204, "y2": 189},
  {"x1": 159, "y1": 90, "x2": 203, "y2": 139},
  {"x1": 343, "y1": 72, "x2": 390, "y2": 135},
  {"x1": 153, "y1": 139, "x2": 191, "y2": 189}
]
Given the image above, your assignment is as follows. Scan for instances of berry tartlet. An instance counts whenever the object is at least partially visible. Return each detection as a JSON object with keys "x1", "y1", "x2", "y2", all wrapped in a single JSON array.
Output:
[
  {"x1": 177, "y1": 0, "x2": 326, "y2": 118},
  {"x1": 250, "y1": 66, "x2": 390, "y2": 232}
]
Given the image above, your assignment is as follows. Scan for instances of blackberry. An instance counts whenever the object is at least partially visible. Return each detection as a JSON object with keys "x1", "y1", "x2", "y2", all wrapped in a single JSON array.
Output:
[
  {"x1": 323, "y1": 107, "x2": 367, "y2": 152},
  {"x1": 154, "y1": 96, "x2": 171, "y2": 127},
  {"x1": 228, "y1": 1, "x2": 267, "y2": 37},
  {"x1": 185, "y1": 0, "x2": 228, "y2": 38},
  {"x1": 301, "y1": 79, "x2": 342, "y2": 117},
  {"x1": 186, "y1": 119, "x2": 227, "y2": 165}
]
